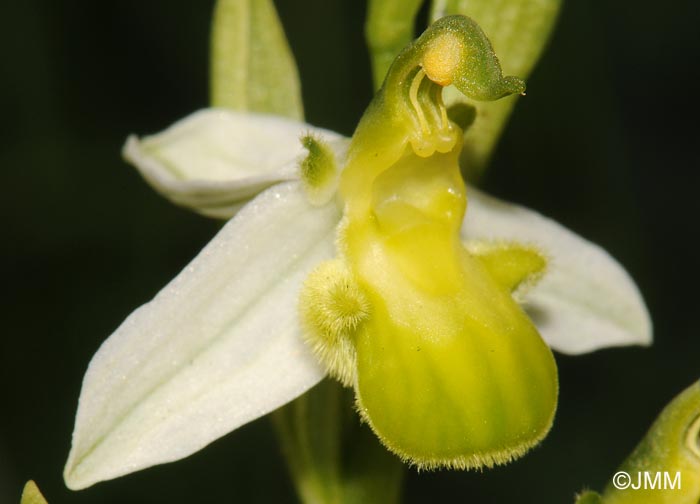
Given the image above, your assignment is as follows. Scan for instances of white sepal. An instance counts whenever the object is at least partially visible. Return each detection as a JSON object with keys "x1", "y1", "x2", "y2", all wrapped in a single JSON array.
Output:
[
  {"x1": 462, "y1": 187, "x2": 652, "y2": 354},
  {"x1": 123, "y1": 109, "x2": 344, "y2": 218},
  {"x1": 64, "y1": 181, "x2": 339, "y2": 490}
]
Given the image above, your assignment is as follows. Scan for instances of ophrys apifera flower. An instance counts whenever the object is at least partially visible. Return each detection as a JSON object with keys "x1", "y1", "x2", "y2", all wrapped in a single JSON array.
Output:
[{"x1": 64, "y1": 14, "x2": 651, "y2": 490}]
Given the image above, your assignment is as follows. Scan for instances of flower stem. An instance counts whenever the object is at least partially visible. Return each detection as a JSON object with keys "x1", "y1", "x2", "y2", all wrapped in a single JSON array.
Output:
[{"x1": 271, "y1": 380, "x2": 404, "y2": 504}]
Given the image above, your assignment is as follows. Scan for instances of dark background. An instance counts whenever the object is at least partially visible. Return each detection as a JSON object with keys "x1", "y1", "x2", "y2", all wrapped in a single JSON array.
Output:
[{"x1": 2, "y1": 1, "x2": 699, "y2": 502}]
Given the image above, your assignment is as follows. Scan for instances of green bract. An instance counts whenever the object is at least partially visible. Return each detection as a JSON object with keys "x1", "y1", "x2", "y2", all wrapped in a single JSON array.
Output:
[
  {"x1": 300, "y1": 15, "x2": 556, "y2": 469},
  {"x1": 210, "y1": 0, "x2": 303, "y2": 118}
]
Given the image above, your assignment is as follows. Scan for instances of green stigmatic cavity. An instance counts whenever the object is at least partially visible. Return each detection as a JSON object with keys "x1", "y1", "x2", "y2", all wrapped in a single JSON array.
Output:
[{"x1": 299, "y1": 15, "x2": 557, "y2": 470}]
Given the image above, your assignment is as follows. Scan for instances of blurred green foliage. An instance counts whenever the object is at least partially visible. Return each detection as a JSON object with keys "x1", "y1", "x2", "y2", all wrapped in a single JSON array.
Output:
[{"x1": 1, "y1": 1, "x2": 699, "y2": 502}]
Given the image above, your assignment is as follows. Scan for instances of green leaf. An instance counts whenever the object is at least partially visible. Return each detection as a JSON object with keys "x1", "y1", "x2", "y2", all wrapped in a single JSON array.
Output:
[
  {"x1": 272, "y1": 380, "x2": 404, "y2": 504},
  {"x1": 365, "y1": 0, "x2": 425, "y2": 90},
  {"x1": 430, "y1": 0, "x2": 562, "y2": 178},
  {"x1": 210, "y1": 0, "x2": 303, "y2": 119}
]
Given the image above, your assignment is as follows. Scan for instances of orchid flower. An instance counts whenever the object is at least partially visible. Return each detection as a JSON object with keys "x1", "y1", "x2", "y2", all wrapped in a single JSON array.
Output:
[{"x1": 64, "y1": 8, "x2": 651, "y2": 493}]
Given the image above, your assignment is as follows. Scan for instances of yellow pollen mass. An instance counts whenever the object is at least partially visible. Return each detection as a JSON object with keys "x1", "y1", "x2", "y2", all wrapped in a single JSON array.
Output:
[{"x1": 422, "y1": 33, "x2": 463, "y2": 86}]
